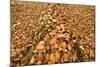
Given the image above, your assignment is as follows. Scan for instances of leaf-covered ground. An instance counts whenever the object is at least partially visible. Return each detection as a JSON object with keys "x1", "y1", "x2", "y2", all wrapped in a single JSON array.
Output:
[{"x1": 11, "y1": 0, "x2": 95, "y2": 66}]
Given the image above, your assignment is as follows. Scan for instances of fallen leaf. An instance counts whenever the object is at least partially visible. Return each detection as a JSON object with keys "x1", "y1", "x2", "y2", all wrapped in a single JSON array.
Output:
[
  {"x1": 50, "y1": 53, "x2": 55, "y2": 62},
  {"x1": 30, "y1": 56, "x2": 35, "y2": 64},
  {"x1": 36, "y1": 41, "x2": 45, "y2": 50}
]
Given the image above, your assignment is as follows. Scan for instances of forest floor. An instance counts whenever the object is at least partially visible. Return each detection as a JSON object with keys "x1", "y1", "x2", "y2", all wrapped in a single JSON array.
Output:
[{"x1": 11, "y1": 0, "x2": 95, "y2": 66}]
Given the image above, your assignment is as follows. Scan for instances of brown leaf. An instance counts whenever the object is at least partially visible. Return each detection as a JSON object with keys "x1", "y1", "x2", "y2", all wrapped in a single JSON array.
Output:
[
  {"x1": 30, "y1": 56, "x2": 35, "y2": 64},
  {"x1": 50, "y1": 53, "x2": 55, "y2": 62},
  {"x1": 61, "y1": 42, "x2": 67, "y2": 49},
  {"x1": 55, "y1": 51, "x2": 60, "y2": 62},
  {"x1": 67, "y1": 44, "x2": 72, "y2": 50},
  {"x1": 57, "y1": 34, "x2": 65, "y2": 38},
  {"x1": 37, "y1": 60, "x2": 42, "y2": 64},
  {"x1": 72, "y1": 54, "x2": 77, "y2": 62},
  {"x1": 56, "y1": 26, "x2": 61, "y2": 30},
  {"x1": 63, "y1": 53, "x2": 68, "y2": 62},
  {"x1": 36, "y1": 41, "x2": 45, "y2": 50},
  {"x1": 53, "y1": 43, "x2": 59, "y2": 49}
]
